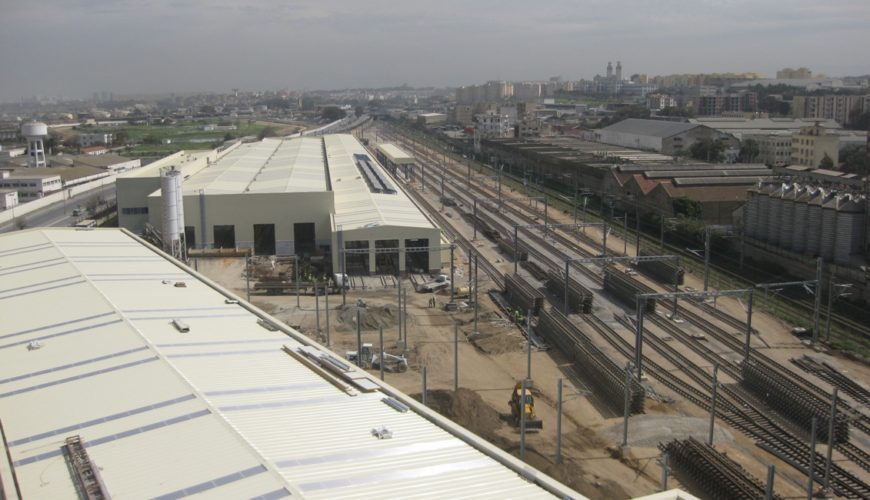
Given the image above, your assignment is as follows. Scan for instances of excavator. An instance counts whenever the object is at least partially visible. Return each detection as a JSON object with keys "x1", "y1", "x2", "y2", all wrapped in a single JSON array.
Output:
[{"x1": 509, "y1": 381, "x2": 543, "y2": 431}]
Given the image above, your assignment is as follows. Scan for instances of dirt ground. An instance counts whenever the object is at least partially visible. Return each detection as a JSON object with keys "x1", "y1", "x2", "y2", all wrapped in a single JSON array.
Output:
[{"x1": 189, "y1": 145, "x2": 870, "y2": 498}]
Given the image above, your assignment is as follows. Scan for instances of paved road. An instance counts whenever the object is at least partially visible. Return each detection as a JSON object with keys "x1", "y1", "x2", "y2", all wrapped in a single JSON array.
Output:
[{"x1": 0, "y1": 184, "x2": 117, "y2": 234}]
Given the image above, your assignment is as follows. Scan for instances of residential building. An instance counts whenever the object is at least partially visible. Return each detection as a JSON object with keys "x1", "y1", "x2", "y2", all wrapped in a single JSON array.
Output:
[
  {"x1": 79, "y1": 132, "x2": 114, "y2": 147},
  {"x1": 790, "y1": 124, "x2": 841, "y2": 167},
  {"x1": 742, "y1": 133, "x2": 793, "y2": 166},
  {"x1": 454, "y1": 105, "x2": 474, "y2": 125},
  {"x1": 417, "y1": 112, "x2": 447, "y2": 126},
  {"x1": 647, "y1": 94, "x2": 677, "y2": 111},
  {"x1": 475, "y1": 112, "x2": 513, "y2": 139},
  {"x1": 696, "y1": 92, "x2": 758, "y2": 116},
  {"x1": 0, "y1": 168, "x2": 63, "y2": 200},
  {"x1": 776, "y1": 67, "x2": 813, "y2": 79},
  {"x1": 792, "y1": 94, "x2": 870, "y2": 125}
]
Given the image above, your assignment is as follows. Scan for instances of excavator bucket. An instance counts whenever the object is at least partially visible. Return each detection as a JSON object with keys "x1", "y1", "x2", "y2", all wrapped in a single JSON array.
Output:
[{"x1": 523, "y1": 417, "x2": 543, "y2": 430}]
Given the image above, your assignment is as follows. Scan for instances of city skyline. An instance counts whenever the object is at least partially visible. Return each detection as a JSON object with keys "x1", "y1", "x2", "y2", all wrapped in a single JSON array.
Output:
[{"x1": 1, "y1": 0, "x2": 869, "y2": 102}]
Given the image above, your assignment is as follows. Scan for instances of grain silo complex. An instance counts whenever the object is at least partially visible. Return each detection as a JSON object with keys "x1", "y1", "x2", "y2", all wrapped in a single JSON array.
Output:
[{"x1": 745, "y1": 177, "x2": 868, "y2": 265}]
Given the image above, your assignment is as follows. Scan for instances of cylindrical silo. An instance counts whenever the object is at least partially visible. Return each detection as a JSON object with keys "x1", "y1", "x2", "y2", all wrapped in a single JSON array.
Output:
[
  {"x1": 805, "y1": 187, "x2": 824, "y2": 257},
  {"x1": 745, "y1": 189, "x2": 758, "y2": 239},
  {"x1": 161, "y1": 169, "x2": 181, "y2": 253},
  {"x1": 174, "y1": 169, "x2": 185, "y2": 238},
  {"x1": 820, "y1": 191, "x2": 838, "y2": 261},
  {"x1": 778, "y1": 183, "x2": 795, "y2": 249},
  {"x1": 767, "y1": 183, "x2": 784, "y2": 246},
  {"x1": 835, "y1": 194, "x2": 864, "y2": 264},
  {"x1": 791, "y1": 185, "x2": 809, "y2": 253},
  {"x1": 756, "y1": 184, "x2": 773, "y2": 242}
]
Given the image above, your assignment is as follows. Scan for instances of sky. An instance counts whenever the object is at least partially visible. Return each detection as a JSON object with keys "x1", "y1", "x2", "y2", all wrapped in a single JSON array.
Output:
[{"x1": 1, "y1": 0, "x2": 869, "y2": 102}]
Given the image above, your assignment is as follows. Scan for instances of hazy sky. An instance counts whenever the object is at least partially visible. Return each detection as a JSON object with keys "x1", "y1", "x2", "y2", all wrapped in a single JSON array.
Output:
[{"x1": 1, "y1": 0, "x2": 869, "y2": 102}]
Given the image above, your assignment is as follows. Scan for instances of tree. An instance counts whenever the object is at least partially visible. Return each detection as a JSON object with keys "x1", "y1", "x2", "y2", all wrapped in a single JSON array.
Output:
[
  {"x1": 738, "y1": 138, "x2": 760, "y2": 163},
  {"x1": 114, "y1": 130, "x2": 129, "y2": 145},
  {"x1": 672, "y1": 196, "x2": 703, "y2": 219},
  {"x1": 354, "y1": 105, "x2": 365, "y2": 118},
  {"x1": 321, "y1": 106, "x2": 345, "y2": 121},
  {"x1": 839, "y1": 144, "x2": 870, "y2": 174},
  {"x1": 257, "y1": 127, "x2": 277, "y2": 140},
  {"x1": 689, "y1": 137, "x2": 726, "y2": 162},
  {"x1": 818, "y1": 153, "x2": 834, "y2": 169},
  {"x1": 143, "y1": 134, "x2": 160, "y2": 145},
  {"x1": 849, "y1": 110, "x2": 870, "y2": 131},
  {"x1": 659, "y1": 106, "x2": 694, "y2": 118}
]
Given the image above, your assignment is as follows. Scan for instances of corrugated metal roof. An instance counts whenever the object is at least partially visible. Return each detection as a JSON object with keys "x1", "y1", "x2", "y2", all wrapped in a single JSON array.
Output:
[
  {"x1": 327, "y1": 134, "x2": 435, "y2": 231},
  {"x1": 0, "y1": 228, "x2": 578, "y2": 500},
  {"x1": 377, "y1": 143, "x2": 415, "y2": 164},
  {"x1": 601, "y1": 119, "x2": 701, "y2": 138},
  {"x1": 183, "y1": 137, "x2": 326, "y2": 194}
]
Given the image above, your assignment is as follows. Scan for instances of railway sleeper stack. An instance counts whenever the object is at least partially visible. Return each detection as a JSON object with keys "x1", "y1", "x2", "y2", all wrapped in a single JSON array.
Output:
[
  {"x1": 741, "y1": 360, "x2": 849, "y2": 443},
  {"x1": 603, "y1": 266, "x2": 656, "y2": 313},
  {"x1": 661, "y1": 437, "x2": 781, "y2": 500},
  {"x1": 504, "y1": 273, "x2": 544, "y2": 316},
  {"x1": 520, "y1": 260, "x2": 549, "y2": 282},
  {"x1": 498, "y1": 238, "x2": 529, "y2": 261},
  {"x1": 545, "y1": 268, "x2": 593, "y2": 313},
  {"x1": 472, "y1": 213, "x2": 502, "y2": 242},
  {"x1": 637, "y1": 248, "x2": 685, "y2": 286},
  {"x1": 537, "y1": 307, "x2": 644, "y2": 415}
]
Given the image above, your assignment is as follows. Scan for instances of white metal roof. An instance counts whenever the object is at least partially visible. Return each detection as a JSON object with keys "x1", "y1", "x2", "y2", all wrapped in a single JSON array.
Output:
[
  {"x1": 183, "y1": 137, "x2": 326, "y2": 194},
  {"x1": 326, "y1": 134, "x2": 435, "y2": 231},
  {"x1": 377, "y1": 143, "x2": 415, "y2": 165},
  {"x1": 0, "y1": 228, "x2": 579, "y2": 500}
]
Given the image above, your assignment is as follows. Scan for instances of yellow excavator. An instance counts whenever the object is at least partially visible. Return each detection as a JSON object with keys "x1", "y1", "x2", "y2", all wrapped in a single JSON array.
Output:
[{"x1": 509, "y1": 381, "x2": 543, "y2": 430}]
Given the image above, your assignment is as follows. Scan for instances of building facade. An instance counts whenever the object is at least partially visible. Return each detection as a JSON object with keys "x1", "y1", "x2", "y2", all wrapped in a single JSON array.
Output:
[
  {"x1": 0, "y1": 169, "x2": 62, "y2": 200},
  {"x1": 793, "y1": 94, "x2": 870, "y2": 125}
]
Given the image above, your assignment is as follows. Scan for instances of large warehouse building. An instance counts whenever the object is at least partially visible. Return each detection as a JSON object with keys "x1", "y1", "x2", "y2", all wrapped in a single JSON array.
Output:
[
  {"x1": 117, "y1": 134, "x2": 443, "y2": 274},
  {"x1": 0, "y1": 228, "x2": 579, "y2": 499}
]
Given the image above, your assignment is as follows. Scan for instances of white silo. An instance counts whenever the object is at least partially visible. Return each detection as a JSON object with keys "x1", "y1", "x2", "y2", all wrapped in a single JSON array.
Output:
[
  {"x1": 778, "y1": 183, "x2": 796, "y2": 248},
  {"x1": 820, "y1": 191, "x2": 838, "y2": 261},
  {"x1": 791, "y1": 185, "x2": 809, "y2": 253},
  {"x1": 767, "y1": 183, "x2": 784, "y2": 246},
  {"x1": 805, "y1": 187, "x2": 824, "y2": 257},
  {"x1": 21, "y1": 121, "x2": 48, "y2": 168},
  {"x1": 160, "y1": 168, "x2": 183, "y2": 259},
  {"x1": 834, "y1": 194, "x2": 864, "y2": 264}
]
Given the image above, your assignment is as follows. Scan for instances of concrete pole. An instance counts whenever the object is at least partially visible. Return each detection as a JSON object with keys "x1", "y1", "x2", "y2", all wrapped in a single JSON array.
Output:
[
  {"x1": 473, "y1": 255, "x2": 479, "y2": 334},
  {"x1": 573, "y1": 190, "x2": 578, "y2": 225},
  {"x1": 453, "y1": 322, "x2": 459, "y2": 392},
  {"x1": 660, "y1": 216, "x2": 665, "y2": 249},
  {"x1": 556, "y1": 378, "x2": 563, "y2": 464},
  {"x1": 765, "y1": 465, "x2": 776, "y2": 500},
  {"x1": 824, "y1": 275, "x2": 835, "y2": 342},
  {"x1": 623, "y1": 213, "x2": 628, "y2": 255},
  {"x1": 526, "y1": 309, "x2": 532, "y2": 381},
  {"x1": 602, "y1": 219, "x2": 609, "y2": 258},
  {"x1": 325, "y1": 285, "x2": 330, "y2": 347},
  {"x1": 379, "y1": 326, "x2": 385, "y2": 381},
  {"x1": 403, "y1": 287, "x2": 408, "y2": 345},
  {"x1": 544, "y1": 197, "x2": 549, "y2": 237},
  {"x1": 703, "y1": 227, "x2": 711, "y2": 292},
  {"x1": 708, "y1": 363, "x2": 719, "y2": 446},
  {"x1": 422, "y1": 366, "x2": 427, "y2": 405},
  {"x1": 513, "y1": 225, "x2": 519, "y2": 274},
  {"x1": 807, "y1": 416, "x2": 817, "y2": 500},
  {"x1": 660, "y1": 452, "x2": 669, "y2": 491},
  {"x1": 520, "y1": 378, "x2": 527, "y2": 461},
  {"x1": 622, "y1": 362, "x2": 632, "y2": 448},
  {"x1": 635, "y1": 298, "x2": 644, "y2": 380},
  {"x1": 823, "y1": 388, "x2": 838, "y2": 493},
  {"x1": 397, "y1": 278, "x2": 402, "y2": 342},
  {"x1": 356, "y1": 308, "x2": 363, "y2": 368},
  {"x1": 449, "y1": 243, "x2": 456, "y2": 304},
  {"x1": 739, "y1": 226, "x2": 745, "y2": 270},
  {"x1": 245, "y1": 255, "x2": 250, "y2": 302},
  {"x1": 296, "y1": 255, "x2": 301, "y2": 309},
  {"x1": 672, "y1": 260, "x2": 680, "y2": 319},
  {"x1": 744, "y1": 290, "x2": 754, "y2": 361},
  {"x1": 422, "y1": 160, "x2": 425, "y2": 192},
  {"x1": 635, "y1": 207, "x2": 641, "y2": 257},
  {"x1": 563, "y1": 260, "x2": 571, "y2": 313},
  {"x1": 812, "y1": 257, "x2": 823, "y2": 345},
  {"x1": 315, "y1": 278, "x2": 320, "y2": 339}
]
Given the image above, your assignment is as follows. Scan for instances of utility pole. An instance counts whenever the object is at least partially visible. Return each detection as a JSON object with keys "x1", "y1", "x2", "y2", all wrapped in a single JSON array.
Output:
[
  {"x1": 708, "y1": 363, "x2": 719, "y2": 445},
  {"x1": 703, "y1": 227, "x2": 712, "y2": 292},
  {"x1": 453, "y1": 322, "x2": 459, "y2": 392},
  {"x1": 622, "y1": 361, "x2": 633, "y2": 450},
  {"x1": 812, "y1": 257, "x2": 823, "y2": 345},
  {"x1": 556, "y1": 378, "x2": 563, "y2": 464}
]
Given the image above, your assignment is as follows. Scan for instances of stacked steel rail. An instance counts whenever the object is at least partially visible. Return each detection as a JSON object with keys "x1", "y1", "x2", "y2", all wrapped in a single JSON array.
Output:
[
  {"x1": 546, "y1": 267, "x2": 593, "y2": 313},
  {"x1": 791, "y1": 356, "x2": 870, "y2": 406},
  {"x1": 742, "y1": 360, "x2": 851, "y2": 443},
  {"x1": 537, "y1": 307, "x2": 644, "y2": 414},
  {"x1": 520, "y1": 260, "x2": 549, "y2": 281},
  {"x1": 504, "y1": 273, "x2": 544, "y2": 316},
  {"x1": 661, "y1": 437, "x2": 781, "y2": 500},
  {"x1": 637, "y1": 248, "x2": 684, "y2": 285},
  {"x1": 603, "y1": 265, "x2": 656, "y2": 313}
]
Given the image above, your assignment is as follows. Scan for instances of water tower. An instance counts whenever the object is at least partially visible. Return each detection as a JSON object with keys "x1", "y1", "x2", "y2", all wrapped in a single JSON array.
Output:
[{"x1": 21, "y1": 122, "x2": 48, "y2": 168}]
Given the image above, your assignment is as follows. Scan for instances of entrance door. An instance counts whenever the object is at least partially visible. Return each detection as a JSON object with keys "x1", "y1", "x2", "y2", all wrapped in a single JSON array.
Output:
[
  {"x1": 293, "y1": 222, "x2": 315, "y2": 256},
  {"x1": 254, "y1": 224, "x2": 276, "y2": 255},
  {"x1": 213, "y1": 225, "x2": 236, "y2": 249}
]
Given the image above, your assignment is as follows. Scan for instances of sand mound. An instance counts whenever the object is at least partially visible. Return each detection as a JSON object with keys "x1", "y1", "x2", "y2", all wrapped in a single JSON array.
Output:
[
  {"x1": 336, "y1": 303, "x2": 398, "y2": 331},
  {"x1": 412, "y1": 388, "x2": 504, "y2": 440}
]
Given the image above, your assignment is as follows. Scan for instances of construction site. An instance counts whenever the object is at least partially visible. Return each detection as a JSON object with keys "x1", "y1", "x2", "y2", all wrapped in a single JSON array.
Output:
[{"x1": 188, "y1": 120, "x2": 870, "y2": 500}]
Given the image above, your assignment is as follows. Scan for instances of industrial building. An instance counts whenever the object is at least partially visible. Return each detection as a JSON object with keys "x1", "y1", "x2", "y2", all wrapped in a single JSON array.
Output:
[
  {"x1": 117, "y1": 135, "x2": 443, "y2": 274},
  {"x1": 745, "y1": 177, "x2": 867, "y2": 264},
  {"x1": 0, "y1": 227, "x2": 581, "y2": 499},
  {"x1": 374, "y1": 142, "x2": 415, "y2": 179},
  {"x1": 594, "y1": 119, "x2": 730, "y2": 155}
]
